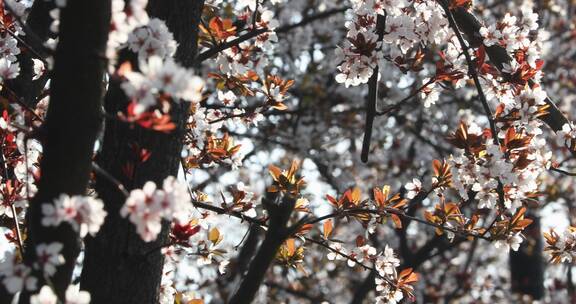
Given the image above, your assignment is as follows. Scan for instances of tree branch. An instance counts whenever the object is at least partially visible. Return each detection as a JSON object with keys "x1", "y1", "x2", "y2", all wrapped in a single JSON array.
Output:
[
  {"x1": 228, "y1": 192, "x2": 296, "y2": 304},
  {"x1": 447, "y1": 5, "x2": 572, "y2": 133},
  {"x1": 196, "y1": 7, "x2": 348, "y2": 63},
  {"x1": 361, "y1": 13, "x2": 386, "y2": 163}
]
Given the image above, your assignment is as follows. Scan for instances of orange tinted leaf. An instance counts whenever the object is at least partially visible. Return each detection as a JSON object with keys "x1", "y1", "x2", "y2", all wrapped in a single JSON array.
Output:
[
  {"x1": 373, "y1": 187, "x2": 384, "y2": 205},
  {"x1": 323, "y1": 219, "x2": 333, "y2": 239},
  {"x1": 271, "y1": 102, "x2": 288, "y2": 111},
  {"x1": 288, "y1": 160, "x2": 299, "y2": 179},
  {"x1": 296, "y1": 224, "x2": 313, "y2": 236},
  {"x1": 209, "y1": 227, "x2": 221, "y2": 244},
  {"x1": 433, "y1": 159, "x2": 442, "y2": 176},
  {"x1": 512, "y1": 207, "x2": 527, "y2": 224},
  {"x1": 268, "y1": 165, "x2": 282, "y2": 180},
  {"x1": 391, "y1": 214, "x2": 403, "y2": 229},
  {"x1": 117, "y1": 61, "x2": 132, "y2": 77},
  {"x1": 399, "y1": 268, "x2": 419, "y2": 284},
  {"x1": 516, "y1": 218, "x2": 533, "y2": 229},
  {"x1": 348, "y1": 187, "x2": 362, "y2": 205},
  {"x1": 326, "y1": 194, "x2": 339, "y2": 208},
  {"x1": 286, "y1": 238, "x2": 296, "y2": 255}
]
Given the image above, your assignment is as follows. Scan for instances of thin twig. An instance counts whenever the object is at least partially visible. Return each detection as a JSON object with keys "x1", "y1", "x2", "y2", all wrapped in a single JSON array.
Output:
[
  {"x1": 3, "y1": 85, "x2": 45, "y2": 122},
  {"x1": 551, "y1": 167, "x2": 576, "y2": 177},
  {"x1": 375, "y1": 78, "x2": 434, "y2": 116},
  {"x1": 196, "y1": 7, "x2": 347, "y2": 62},
  {"x1": 307, "y1": 206, "x2": 491, "y2": 241},
  {"x1": 438, "y1": 1, "x2": 507, "y2": 209},
  {"x1": 91, "y1": 162, "x2": 129, "y2": 197},
  {"x1": 437, "y1": 1, "x2": 498, "y2": 145},
  {"x1": 303, "y1": 236, "x2": 396, "y2": 286},
  {"x1": 0, "y1": 141, "x2": 24, "y2": 254},
  {"x1": 1, "y1": 1, "x2": 53, "y2": 63},
  {"x1": 0, "y1": 22, "x2": 49, "y2": 65}
]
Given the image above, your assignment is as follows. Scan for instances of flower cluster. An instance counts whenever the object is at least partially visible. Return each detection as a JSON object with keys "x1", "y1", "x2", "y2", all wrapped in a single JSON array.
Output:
[
  {"x1": 127, "y1": 18, "x2": 177, "y2": 61},
  {"x1": 557, "y1": 122, "x2": 576, "y2": 149},
  {"x1": 376, "y1": 266, "x2": 417, "y2": 303},
  {"x1": 479, "y1": 10, "x2": 538, "y2": 57},
  {"x1": 0, "y1": 242, "x2": 63, "y2": 295},
  {"x1": 41, "y1": 194, "x2": 107, "y2": 238},
  {"x1": 334, "y1": 9, "x2": 382, "y2": 87},
  {"x1": 323, "y1": 239, "x2": 417, "y2": 304},
  {"x1": 168, "y1": 211, "x2": 230, "y2": 271},
  {"x1": 205, "y1": 9, "x2": 279, "y2": 76},
  {"x1": 447, "y1": 122, "x2": 548, "y2": 212},
  {"x1": 121, "y1": 56, "x2": 204, "y2": 114},
  {"x1": 544, "y1": 226, "x2": 576, "y2": 264},
  {"x1": 0, "y1": 1, "x2": 22, "y2": 82},
  {"x1": 35, "y1": 242, "x2": 64, "y2": 276},
  {"x1": 335, "y1": 0, "x2": 449, "y2": 87},
  {"x1": 120, "y1": 176, "x2": 191, "y2": 242},
  {"x1": 184, "y1": 132, "x2": 244, "y2": 169},
  {"x1": 108, "y1": 0, "x2": 150, "y2": 59},
  {"x1": 0, "y1": 251, "x2": 37, "y2": 294}
]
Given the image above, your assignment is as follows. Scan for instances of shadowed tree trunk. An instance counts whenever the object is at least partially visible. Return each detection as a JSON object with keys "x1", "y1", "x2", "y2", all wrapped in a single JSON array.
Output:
[
  {"x1": 510, "y1": 214, "x2": 544, "y2": 300},
  {"x1": 80, "y1": 1, "x2": 205, "y2": 303},
  {"x1": 7, "y1": 1, "x2": 111, "y2": 303}
]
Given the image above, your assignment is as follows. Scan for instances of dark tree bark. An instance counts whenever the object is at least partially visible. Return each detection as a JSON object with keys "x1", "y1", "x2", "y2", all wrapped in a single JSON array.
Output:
[
  {"x1": 350, "y1": 270, "x2": 376, "y2": 304},
  {"x1": 80, "y1": 1, "x2": 205, "y2": 303},
  {"x1": 229, "y1": 193, "x2": 296, "y2": 304},
  {"x1": 229, "y1": 224, "x2": 262, "y2": 282},
  {"x1": 510, "y1": 214, "x2": 545, "y2": 300},
  {"x1": 7, "y1": 1, "x2": 111, "y2": 303}
]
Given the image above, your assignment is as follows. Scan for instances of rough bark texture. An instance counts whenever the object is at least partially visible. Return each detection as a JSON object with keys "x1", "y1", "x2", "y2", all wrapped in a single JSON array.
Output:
[
  {"x1": 79, "y1": 1, "x2": 205, "y2": 303},
  {"x1": 14, "y1": 0, "x2": 111, "y2": 302}
]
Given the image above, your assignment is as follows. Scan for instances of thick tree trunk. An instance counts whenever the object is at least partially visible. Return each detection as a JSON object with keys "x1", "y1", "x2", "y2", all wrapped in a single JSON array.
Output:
[
  {"x1": 80, "y1": 1, "x2": 204, "y2": 303},
  {"x1": 12, "y1": 1, "x2": 111, "y2": 302}
]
